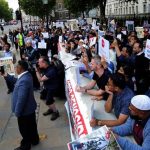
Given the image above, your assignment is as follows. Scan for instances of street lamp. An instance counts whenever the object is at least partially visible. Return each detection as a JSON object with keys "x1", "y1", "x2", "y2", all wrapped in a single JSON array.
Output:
[{"x1": 42, "y1": 0, "x2": 49, "y2": 29}]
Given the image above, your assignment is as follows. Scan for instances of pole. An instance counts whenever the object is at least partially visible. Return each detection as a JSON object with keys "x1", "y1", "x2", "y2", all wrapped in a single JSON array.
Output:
[
  {"x1": 18, "y1": 0, "x2": 24, "y2": 32},
  {"x1": 46, "y1": 4, "x2": 49, "y2": 29}
]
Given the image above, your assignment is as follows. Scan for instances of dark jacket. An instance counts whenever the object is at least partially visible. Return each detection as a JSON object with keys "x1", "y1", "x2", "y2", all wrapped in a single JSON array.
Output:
[{"x1": 6, "y1": 72, "x2": 37, "y2": 117}]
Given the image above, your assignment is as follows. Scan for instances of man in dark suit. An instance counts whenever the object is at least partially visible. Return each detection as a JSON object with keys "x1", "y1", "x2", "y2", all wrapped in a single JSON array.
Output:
[{"x1": 2, "y1": 60, "x2": 39, "y2": 150}]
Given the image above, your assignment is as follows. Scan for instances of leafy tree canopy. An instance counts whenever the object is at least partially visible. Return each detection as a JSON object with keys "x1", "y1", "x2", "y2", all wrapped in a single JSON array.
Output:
[
  {"x1": 0, "y1": 0, "x2": 13, "y2": 21},
  {"x1": 19, "y1": 0, "x2": 56, "y2": 18}
]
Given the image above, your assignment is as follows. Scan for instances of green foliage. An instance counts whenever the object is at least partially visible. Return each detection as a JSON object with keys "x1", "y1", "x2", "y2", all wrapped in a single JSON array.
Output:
[
  {"x1": 19, "y1": 0, "x2": 56, "y2": 18},
  {"x1": 0, "y1": 0, "x2": 13, "y2": 21},
  {"x1": 64, "y1": 0, "x2": 107, "y2": 20}
]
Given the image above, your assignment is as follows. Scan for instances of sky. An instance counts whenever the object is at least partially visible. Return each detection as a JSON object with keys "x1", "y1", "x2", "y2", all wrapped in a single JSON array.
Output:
[{"x1": 6, "y1": 0, "x2": 19, "y2": 11}]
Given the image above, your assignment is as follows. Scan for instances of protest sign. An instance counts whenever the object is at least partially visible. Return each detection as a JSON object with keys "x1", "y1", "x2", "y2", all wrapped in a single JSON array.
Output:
[
  {"x1": 145, "y1": 39, "x2": 150, "y2": 59},
  {"x1": 117, "y1": 34, "x2": 122, "y2": 40},
  {"x1": 135, "y1": 27, "x2": 144, "y2": 39},
  {"x1": 92, "y1": 19, "x2": 97, "y2": 28},
  {"x1": 0, "y1": 57, "x2": 15, "y2": 75},
  {"x1": 86, "y1": 18, "x2": 93, "y2": 25},
  {"x1": 89, "y1": 37, "x2": 97, "y2": 47},
  {"x1": 0, "y1": 51, "x2": 5, "y2": 58},
  {"x1": 98, "y1": 30, "x2": 105, "y2": 37},
  {"x1": 42, "y1": 32, "x2": 49, "y2": 39},
  {"x1": 126, "y1": 21, "x2": 134, "y2": 32},
  {"x1": 70, "y1": 23, "x2": 79, "y2": 31},
  {"x1": 67, "y1": 125, "x2": 121, "y2": 150},
  {"x1": 67, "y1": 19, "x2": 79, "y2": 31},
  {"x1": 56, "y1": 22, "x2": 64, "y2": 28},
  {"x1": 59, "y1": 36, "x2": 63, "y2": 43},
  {"x1": 38, "y1": 42, "x2": 47, "y2": 49},
  {"x1": 98, "y1": 37, "x2": 110, "y2": 63},
  {"x1": 121, "y1": 31, "x2": 127, "y2": 35}
]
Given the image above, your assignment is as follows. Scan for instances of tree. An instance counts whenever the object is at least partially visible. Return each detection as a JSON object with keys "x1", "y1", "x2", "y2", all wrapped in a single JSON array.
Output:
[
  {"x1": 0, "y1": 0, "x2": 13, "y2": 21},
  {"x1": 64, "y1": 0, "x2": 89, "y2": 18},
  {"x1": 19, "y1": 0, "x2": 56, "y2": 19},
  {"x1": 64, "y1": 0, "x2": 107, "y2": 22}
]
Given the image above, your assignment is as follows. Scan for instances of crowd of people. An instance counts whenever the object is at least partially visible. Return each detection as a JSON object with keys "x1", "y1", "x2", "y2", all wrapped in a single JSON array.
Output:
[{"x1": 0, "y1": 19, "x2": 150, "y2": 150}]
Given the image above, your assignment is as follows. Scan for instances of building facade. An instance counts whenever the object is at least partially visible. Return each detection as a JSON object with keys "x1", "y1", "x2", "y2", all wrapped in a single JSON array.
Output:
[
  {"x1": 54, "y1": 0, "x2": 69, "y2": 20},
  {"x1": 105, "y1": 0, "x2": 150, "y2": 18}
]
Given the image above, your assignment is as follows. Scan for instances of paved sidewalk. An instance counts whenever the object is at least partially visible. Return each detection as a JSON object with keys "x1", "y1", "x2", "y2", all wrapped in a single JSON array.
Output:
[{"x1": 0, "y1": 84, "x2": 70, "y2": 150}]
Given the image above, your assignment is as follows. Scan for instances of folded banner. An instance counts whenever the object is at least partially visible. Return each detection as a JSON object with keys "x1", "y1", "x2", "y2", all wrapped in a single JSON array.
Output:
[{"x1": 67, "y1": 125, "x2": 121, "y2": 150}]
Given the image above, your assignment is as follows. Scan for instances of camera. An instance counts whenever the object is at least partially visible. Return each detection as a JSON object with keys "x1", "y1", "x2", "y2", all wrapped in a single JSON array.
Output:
[{"x1": 0, "y1": 66, "x2": 5, "y2": 74}]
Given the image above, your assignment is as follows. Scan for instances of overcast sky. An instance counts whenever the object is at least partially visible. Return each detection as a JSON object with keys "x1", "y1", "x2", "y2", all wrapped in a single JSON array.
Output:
[{"x1": 6, "y1": 0, "x2": 19, "y2": 11}]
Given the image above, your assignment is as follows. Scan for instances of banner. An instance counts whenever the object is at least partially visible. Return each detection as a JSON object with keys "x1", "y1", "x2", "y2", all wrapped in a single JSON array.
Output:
[
  {"x1": 98, "y1": 37, "x2": 110, "y2": 63},
  {"x1": 66, "y1": 80, "x2": 88, "y2": 140},
  {"x1": 145, "y1": 39, "x2": 150, "y2": 59},
  {"x1": 67, "y1": 125, "x2": 121, "y2": 150},
  {"x1": 135, "y1": 27, "x2": 144, "y2": 39},
  {"x1": 0, "y1": 57, "x2": 15, "y2": 75}
]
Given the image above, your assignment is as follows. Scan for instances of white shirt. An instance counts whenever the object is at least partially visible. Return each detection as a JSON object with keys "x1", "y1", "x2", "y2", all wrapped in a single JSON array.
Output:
[{"x1": 18, "y1": 71, "x2": 28, "y2": 79}]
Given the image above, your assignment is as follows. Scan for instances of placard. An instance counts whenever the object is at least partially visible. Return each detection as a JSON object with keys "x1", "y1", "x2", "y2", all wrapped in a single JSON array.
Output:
[
  {"x1": 38, "y1": 42, "x2": 47, "y2": 49},
  {"x1": 145, "y1": 39, "x2": 150, "y2": 59},
  {"x1": 98, "y1": 30, "x2": 105, "y2": 37},
  {"x1": 92, "y1": 19, "x2": 97, "y2": 28},
  {"x1": 135, "y1": 27, "x2": 144, "y2": 39},
  {"x1": 42, "y1": 32, "x2": 49, "y2": 39},
  {"x1": 86, "y1": 18, "x2": 93, "y2": 25},
  {"x1": 0, "y1": 57, "x2": 15, "y2": 75},
  {"x1": 98, "y1": 37, "x2": 110, "y2": 63},
  {"x1": 117, "y1": 34, "x2": 122, "y2": 40},
  {"x1": 56, "y1": 22, "x2": 64, "y2": 28},
  {"x1": 89, "y1": 37, "x2": 97, "y2": 47},
  {"x1": 126, "y1": 21, "x2": 134, "y2": 32}
]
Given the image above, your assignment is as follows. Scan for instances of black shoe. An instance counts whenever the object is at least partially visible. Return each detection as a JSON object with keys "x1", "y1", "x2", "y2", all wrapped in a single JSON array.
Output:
[
  {"x1": 7, "y1": 90, "x2": 12, "y2": 94},
  {"x1": 43, "y1": 109, "x2": 53, "y2": 116},
  {"x1": 14, "y1": 146, "x2": 31, "y2": 150},
  {"x1": 51, "y1": 111, "x2": 60, "y2": 121},
  {"x1": 31, "y1": 140, "x2": 39, "y2": 146}
]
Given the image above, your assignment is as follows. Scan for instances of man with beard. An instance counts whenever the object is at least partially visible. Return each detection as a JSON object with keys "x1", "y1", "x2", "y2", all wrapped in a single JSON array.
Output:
[
  {"x1": 112, "y1": 95, "x2": 150, "y2": 150},
  {"x1": 90, "y1": 73, "x2": 134, "y2": 127}
]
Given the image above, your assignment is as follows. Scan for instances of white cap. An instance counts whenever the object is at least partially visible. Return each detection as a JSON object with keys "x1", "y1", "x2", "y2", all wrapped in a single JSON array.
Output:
[{"x1": 131, "y1": 95, "x2": 150, "y2": 111}]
